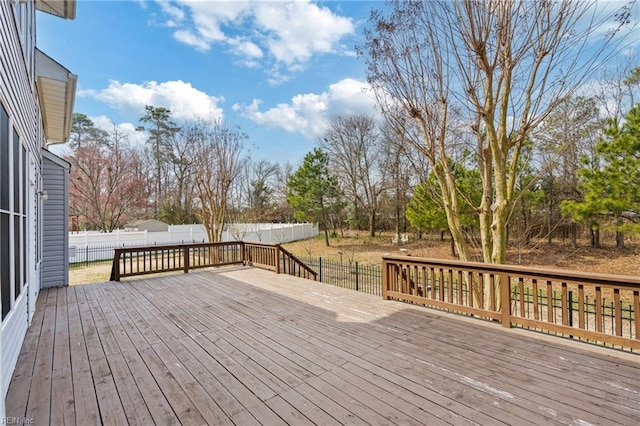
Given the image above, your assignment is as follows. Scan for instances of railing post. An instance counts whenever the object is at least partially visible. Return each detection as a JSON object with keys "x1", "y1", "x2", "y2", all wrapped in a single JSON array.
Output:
[
  {"x1": 382, "y1": 259, "x2": 389, "y2": 300},
  {"x1": 183, "y1": 246, "x2": 190, "y2": 274},
  {"x1": 319, "y1": 257, "x2": 323, "y2": 282},
  {"x1": 275, "y1": 244, "x2": 281, "y2": 274},
  {"x1": 500, "y1": 272, "x2": 511, "y2": 328},
  {"x1": 111, "y1": 250, "x2": 121, "y2": 282}
]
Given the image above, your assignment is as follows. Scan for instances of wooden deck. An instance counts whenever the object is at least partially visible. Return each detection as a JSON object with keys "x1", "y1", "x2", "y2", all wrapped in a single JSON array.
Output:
[{"x1": 5, "y1": 267, "x2": 640, "y2": 425}]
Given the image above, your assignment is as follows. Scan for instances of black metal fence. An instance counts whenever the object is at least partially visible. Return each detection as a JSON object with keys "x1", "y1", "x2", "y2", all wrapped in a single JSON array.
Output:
[
  {"x1": 517, "y1": 288, "x2": 636, "y2": 340},
  {"x1": 69, "y1": 245, "x2": 118, "y2": 269},
  {"x1": 298, "y1": 256, "x2": 383, "y2": 296}
]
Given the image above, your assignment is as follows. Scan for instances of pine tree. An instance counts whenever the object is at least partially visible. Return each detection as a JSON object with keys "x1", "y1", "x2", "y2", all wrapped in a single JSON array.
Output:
[
  {"x1": 562, "y1": 104, "x2": 640, "y2": 248},
  {"x1": 286, "y1": 149, "x2": 341, "y2": 246}
]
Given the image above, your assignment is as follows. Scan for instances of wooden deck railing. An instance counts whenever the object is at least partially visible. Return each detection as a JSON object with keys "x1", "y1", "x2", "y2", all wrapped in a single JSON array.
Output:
[
  {"x1": 382, "y1": 255, "x2": 640, "y2": 350},
  {"x1": 278, "y1": 245, "x2": 318, "y2": 280},
  {"x1": 242, "y1": 242, "x2": 318, "y2": 280},
  {"x1": 110, "y1": 241, "x2": 317, "y2": 282}
]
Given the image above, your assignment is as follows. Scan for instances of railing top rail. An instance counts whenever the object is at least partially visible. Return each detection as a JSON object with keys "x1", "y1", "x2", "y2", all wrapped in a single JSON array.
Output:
[
  {"x1": 279, "y1": 246, "x2": 317, "y2": 277},
  {"x1": 113, "y1": 241, "x2": 243, "y2": 253},
  {"x1": 242, "y1": 241, "x2": 278, "y2": 248},
  {"x1": 382, "y1": 254, "x2": 640, "y2": 288}
]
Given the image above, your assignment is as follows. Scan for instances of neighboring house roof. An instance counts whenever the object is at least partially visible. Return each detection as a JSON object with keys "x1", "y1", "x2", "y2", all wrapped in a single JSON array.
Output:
[
  {"x1": 126, "y1": 219, "x2": 169, "y2": 227},
  {"x1": 42, "y1": 148, "x2": 71, "y2": 170},
  {"x1": 35, "y1": 49, "x2": 77, "y2": 145},
  {"x1": 36, "y1": 0, "x2": 76, "y2": 20}
]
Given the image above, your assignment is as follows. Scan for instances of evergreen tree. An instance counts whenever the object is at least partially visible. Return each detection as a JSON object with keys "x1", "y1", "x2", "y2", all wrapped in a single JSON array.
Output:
[
  {"x1": 562, "y1": 104, "x2": 640, "y2": 248},
  {"x1": 136, "y1": 106, "x2": 180, "y2": 218},
  {"x1": 286, "y1": 149, "x2": 341, "y2": 246},
  {"x1": 69, "y1": 113, "x2": 109, "y2": 150}
]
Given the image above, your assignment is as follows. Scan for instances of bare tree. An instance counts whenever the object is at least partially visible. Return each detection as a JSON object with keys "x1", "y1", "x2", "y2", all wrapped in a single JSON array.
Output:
[
  {"x1": 594, "y1": 60, "x2": 639, "y2": 120},
  {"x1": 190, "y1": 121, "x2": 247, "y2": 242},
  {"x1": 272, "y1": 162, "x2": 295, "y2": 222},
  {"x1": 533, "y1": 96, "x2": 603, "y2": 246},
  {"x1": 379, "y1": 128, "x2": 414, "y2": 238},
  {"x1": 361, "y1": 0, "x2": 635, "y2": 264},
  {"x1": 159, "y1": 121, "x2": 200, "y2": 224},
  {"x1": 68, "y1": 121, "x2": 149, "y2": 231},
  {"x1": 321, "y1": 115, "x2": 387, "y2": 236},
  {"x1": 243, "y1": 159, "x2": 280, "y2": 222}
]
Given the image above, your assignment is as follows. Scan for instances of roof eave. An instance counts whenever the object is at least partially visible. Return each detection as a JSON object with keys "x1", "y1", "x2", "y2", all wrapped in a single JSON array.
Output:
[
  {"x1": 35, "y1": 0, "x2": 77, "y2": 20},
  {"x1": 35, "y1": 48, "x2": 77, "y2": 145}
]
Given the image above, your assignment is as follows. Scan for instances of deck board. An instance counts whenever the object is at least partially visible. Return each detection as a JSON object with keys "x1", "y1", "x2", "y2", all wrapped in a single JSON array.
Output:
[
  {"x1": 50, "y1": 287, "x2": 74, "y2": 425},
  {"x1": 6, "y1": 267, "x2": 640, "y2": 425}
]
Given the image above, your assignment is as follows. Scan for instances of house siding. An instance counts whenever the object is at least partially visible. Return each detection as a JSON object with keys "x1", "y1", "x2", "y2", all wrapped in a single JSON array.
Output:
[
  {"x1": 1, "y1": 1, "x2": 75, "y2": 415},
  {"x1": 42, "y1": 150, "x2": 69, "y2": 288},
  {"x1": 0, "y1": 3, "x2": 38, "y2": 154},
  {"x1": 1, "y1": 0, "x2": 66, "y2": 414}
]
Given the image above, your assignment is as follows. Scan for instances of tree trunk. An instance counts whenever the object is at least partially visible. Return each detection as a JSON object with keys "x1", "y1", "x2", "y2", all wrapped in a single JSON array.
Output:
[
  {"x1": 490, "y1": 198, "x2": 509, "y2": 265},
  {"x1": 590, "y1": 226, "x2": 600, "y2": 248},
  {"x1": 478, "y1": 147, "x2": 493, "y2": 264},
  {"x1": 369, "y1": 211, "x2": 375, "y2": 237},
  {"x1": 435, "y1": 166, "x2": 471, "y2": 262},
  {"x1": 322, "y1": 208, "x2": 331, "y2": 246},
  {"x1": 449, "y1": 231, "x2": 456, "y2": 258},
  {"x1": 616, "y1": 216, "x2": 625, "y2": 249},
  {"x1": 547, "y1": 198, "x2": 553, "y2": 246},
  {"x1": 323, "y1": 223, "x2": 330, "y2": 247}
]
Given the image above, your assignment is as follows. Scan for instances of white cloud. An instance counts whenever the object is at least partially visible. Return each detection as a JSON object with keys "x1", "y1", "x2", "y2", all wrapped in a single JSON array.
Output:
[
  {"x1": 228, "y1": 37, "x2": 263, "y2": 59},
  {"x1": 173, "y1": 29, "x2": 211, "y2": 51},
  {"x1": 90, "y1": 115, "x2": 148, "y2": 147},
  {"x1": 157, "y1": 0, "x2": 185, "y2": 24},
  {"x1": 155, "y1": 0, "x2": 354, "y2": 73},
  {"x1": 80, "y1": 79, "x2": 224, "y2": 122},
  {"x1": 235, "y1": 78, "x2": 378, "y2": 139},
  {"x1": 253, "y1": 1, "x2": 354, "y2": 65}
]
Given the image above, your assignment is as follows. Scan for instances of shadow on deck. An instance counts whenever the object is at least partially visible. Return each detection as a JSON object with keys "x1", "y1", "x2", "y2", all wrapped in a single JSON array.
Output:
[{"x1": 5, "y1": 267, "x2": 640, "y2": 425}]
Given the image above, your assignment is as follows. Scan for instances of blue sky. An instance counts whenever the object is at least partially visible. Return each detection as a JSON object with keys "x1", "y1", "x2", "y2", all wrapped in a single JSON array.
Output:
[
  {"x1": 39, "y1": 0, "x2": 384, "y2": 164},
  {"x1": 39, "y1": 1, "x2": 639, "y2": 165}
]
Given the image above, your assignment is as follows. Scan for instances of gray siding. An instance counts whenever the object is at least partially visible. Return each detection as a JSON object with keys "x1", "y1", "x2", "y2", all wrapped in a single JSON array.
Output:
[
  {"x1": 42, "y1": 150, "x2": 69, "y2": 288},
  {"x1": 1, "y1": 1, "x2": 39, "y2": 404},
  {"x1": 0, "y1": 3, "x2": 38, "y2": 154}
]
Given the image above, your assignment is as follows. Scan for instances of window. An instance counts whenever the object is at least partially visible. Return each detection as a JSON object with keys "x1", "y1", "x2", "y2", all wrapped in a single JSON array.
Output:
[
  {"x1": 1, "y1": 105, "x2": 8, "y2": 210},
  {"x1": 0, "y1": 102, "x2": 28, "y2": 319},
  {"x1": 1, "y1": 214, "x2": 9, "y2": 320},
  {"x1": 13, "y1": 129, "x2": 20, "y2": 213},
  {"x1": 14, "y1": 216, "x2": 21, "y2": 299},
  {"x1": 12, "y1": 0, "x2": 35, "y2": 80},
  {"x1": 1, "y1": 103, "x2": 9, "y2": 319}
]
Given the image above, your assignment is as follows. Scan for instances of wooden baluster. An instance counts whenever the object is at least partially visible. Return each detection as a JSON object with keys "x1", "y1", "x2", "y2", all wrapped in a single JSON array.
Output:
[
  {"x1": 578, "y1": 284, "x2": 585, "y2": 330},
  {"x1": 614, "y1": 289, "x2": 622, "y2": 337}
]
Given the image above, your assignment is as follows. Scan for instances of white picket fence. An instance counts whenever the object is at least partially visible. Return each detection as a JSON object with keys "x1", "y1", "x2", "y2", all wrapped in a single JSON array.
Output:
[{"x1": 69, "y1": 223, "x2": 318, "y2": 264}]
